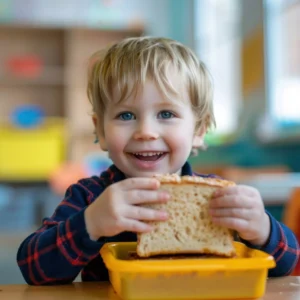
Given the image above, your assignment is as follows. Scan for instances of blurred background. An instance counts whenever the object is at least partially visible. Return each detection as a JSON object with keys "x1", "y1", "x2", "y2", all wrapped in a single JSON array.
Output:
[{"x1": 0, "y1": 0, "x2": 300, "y2": 284}]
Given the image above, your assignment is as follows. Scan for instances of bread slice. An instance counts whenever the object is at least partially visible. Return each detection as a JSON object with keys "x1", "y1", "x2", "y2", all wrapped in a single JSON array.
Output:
[{"x1": 136, "y1": 174, "x2": 236, "y2": 258}]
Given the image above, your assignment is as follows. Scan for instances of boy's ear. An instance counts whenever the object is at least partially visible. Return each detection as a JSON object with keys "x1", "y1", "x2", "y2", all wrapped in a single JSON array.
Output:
[
  {"x1": 92, "y1": 115, "x2": 108, "y2": 151},
  {"x1": 192, "y1": 126, "x2": 207, "y2": 150}
]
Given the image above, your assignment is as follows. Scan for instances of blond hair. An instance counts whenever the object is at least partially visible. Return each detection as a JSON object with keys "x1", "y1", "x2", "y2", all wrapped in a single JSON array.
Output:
[{"x1": 87, "y1": 36, "x2": 215, "y2": 130}]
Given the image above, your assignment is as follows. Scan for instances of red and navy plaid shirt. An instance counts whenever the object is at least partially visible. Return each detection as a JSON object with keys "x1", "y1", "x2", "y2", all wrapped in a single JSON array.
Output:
[{"x1": 17, "y1": 162, "x2": 299, "y2": 285}]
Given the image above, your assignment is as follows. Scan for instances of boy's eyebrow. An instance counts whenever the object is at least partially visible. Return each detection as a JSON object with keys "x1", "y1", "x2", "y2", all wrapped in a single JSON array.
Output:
[
  {"x1": 113, "y1": 101, "x2": 185, "y2": 111},
  {"x1": 154, "y1": 100, "x2": 186, "y2": 108},
  {"x1": 110, "y1": 103, "x2": 135, "y2": 110}
]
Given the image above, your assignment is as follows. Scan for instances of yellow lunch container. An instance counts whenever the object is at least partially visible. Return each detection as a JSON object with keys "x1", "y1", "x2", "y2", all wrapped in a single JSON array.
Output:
[{"x1": 100, "y1": 241, "x2": 276, "y2": 300}]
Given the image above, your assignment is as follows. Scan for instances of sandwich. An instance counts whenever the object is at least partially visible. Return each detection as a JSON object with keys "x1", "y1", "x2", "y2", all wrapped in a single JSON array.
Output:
[{"x1": 136, "y1": 174, "x2": 236, "y2": 258}]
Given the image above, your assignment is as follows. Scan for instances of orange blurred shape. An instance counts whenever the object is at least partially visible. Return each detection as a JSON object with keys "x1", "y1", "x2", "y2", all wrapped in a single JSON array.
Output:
[
  {"x1": 49, "y1": 162, "x2": 86, "y2": 196},
  {"x1": 283, "y1": 187, "x2": 300, "y2": 276}
]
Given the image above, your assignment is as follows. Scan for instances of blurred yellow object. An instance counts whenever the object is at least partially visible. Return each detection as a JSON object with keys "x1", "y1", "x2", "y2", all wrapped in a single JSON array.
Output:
[
  {"x1": 0, "y1": 118, "x2": 66, "y2": 181},
  {"x1": 100, "y1": 241, "x2": 275, "y2": 300}
]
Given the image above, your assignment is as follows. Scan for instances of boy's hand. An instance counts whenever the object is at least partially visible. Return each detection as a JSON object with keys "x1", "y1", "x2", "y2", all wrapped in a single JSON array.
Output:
[
  {"x1": 209, "y1": 185, "x2": 270, "y2": 246},
  {"x1": 84, "y1": 178, "x2": 169, "y2": 240}
]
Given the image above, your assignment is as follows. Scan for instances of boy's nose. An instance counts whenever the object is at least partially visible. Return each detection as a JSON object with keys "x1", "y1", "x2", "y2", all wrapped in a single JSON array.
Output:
[{"x1": 133, "y1": 123, "x2": 159, "y2": 141}]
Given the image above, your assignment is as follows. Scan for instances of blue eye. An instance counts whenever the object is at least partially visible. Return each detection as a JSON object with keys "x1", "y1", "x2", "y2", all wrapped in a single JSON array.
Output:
[
  {"x1": 118, "y1": 112, "x2": 135, "y2": 121},
  {"x1": 158, "y1": 111, "x2": 174, "y2": 119}
]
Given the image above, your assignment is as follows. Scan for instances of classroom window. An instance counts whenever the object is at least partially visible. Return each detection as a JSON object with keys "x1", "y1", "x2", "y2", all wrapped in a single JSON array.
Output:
[
  {"x1": 194, "y1": 0, "x2": 242, "y2": 135},
  {"x1": 264, "y1": 0, "x2": 300, "y2": 125}
]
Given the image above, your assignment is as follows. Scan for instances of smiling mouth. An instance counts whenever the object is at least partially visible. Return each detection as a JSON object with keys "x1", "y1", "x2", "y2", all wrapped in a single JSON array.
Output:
[{"x1": 129, "y1": 152, "x2": 167, "y2": 161}]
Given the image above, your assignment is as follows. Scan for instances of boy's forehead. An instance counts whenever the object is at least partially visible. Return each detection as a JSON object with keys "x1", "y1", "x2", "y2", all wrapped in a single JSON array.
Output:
[{"x1": 111, "y1": 77, "x2": 190, "y2": 106}]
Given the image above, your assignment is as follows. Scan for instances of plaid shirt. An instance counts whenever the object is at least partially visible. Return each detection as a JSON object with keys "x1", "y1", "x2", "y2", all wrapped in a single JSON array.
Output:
[{"x1": 17, "y1": 162, "x2": 299, "y2": 285}]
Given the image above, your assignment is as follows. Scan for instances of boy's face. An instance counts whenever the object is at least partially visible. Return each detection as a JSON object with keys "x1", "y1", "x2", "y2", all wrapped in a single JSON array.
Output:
[{"x1": 96, "y1": 74, "x2": 204, "y2": 177}]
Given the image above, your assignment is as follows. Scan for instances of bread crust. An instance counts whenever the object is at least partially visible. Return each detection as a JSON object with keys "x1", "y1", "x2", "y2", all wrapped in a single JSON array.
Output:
[
  {"x1": 136, "y1": 246, "x2": 236, "y2": 258},
  {"x1": 153, "y1": 174, "x2": 235, "y2": 187}
]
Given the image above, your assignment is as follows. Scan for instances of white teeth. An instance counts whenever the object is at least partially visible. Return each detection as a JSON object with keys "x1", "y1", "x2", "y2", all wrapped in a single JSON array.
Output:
[{"x1": 133, "y1": 152, "x2": 163, "y2": 156}]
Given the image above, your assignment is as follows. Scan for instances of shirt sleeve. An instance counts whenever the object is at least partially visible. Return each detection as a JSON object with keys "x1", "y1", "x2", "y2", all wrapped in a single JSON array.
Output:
[
  {"x1": 17, "y1": 180, "x2": 104, "y2": 285},
  {"x1": 243, "y1": 211, "x2": 300, "y2": 277}
]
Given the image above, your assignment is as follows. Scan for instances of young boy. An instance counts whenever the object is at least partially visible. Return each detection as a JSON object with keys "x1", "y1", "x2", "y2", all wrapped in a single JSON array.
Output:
[{"x1": 17, "y1": 37, "x2": 299, "y2": 285}]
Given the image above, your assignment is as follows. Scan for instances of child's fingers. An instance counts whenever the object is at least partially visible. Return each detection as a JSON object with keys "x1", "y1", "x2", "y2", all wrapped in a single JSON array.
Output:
[
  {"x1": 119, "y1": 177, "x2": 160, "y2": 191},
  {"x1": 210, "y1": 195, "x2": 252, "y2": 209},
  {"x1": 213, "y1": 185, "x2": 258, "y2": 198},
  {"x1": 124, "y1": 206, "x2": 169, "y2": 221},
  {"x1": 211, "y1": 216, "x2": 248, "y2": 232},
  {"x1": 209, "y1": 208, "x2": 251, "y2": 220},
  {"x1": 126, "y1": 190, "x2": 170, "y2": 205},
  {"x1": 123, "y1": 219, "x2": 153, "y2": 233}
]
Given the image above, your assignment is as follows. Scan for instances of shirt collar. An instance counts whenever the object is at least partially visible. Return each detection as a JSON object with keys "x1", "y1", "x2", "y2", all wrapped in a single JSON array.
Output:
[{"x1": 181, "y1": 161, "x2": 193, "y2": 176}]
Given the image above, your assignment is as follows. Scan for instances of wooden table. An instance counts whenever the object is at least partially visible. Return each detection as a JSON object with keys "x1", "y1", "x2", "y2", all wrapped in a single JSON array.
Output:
[{"x1": 1, "y1": 277, "x2": 300, "y2": 300}]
